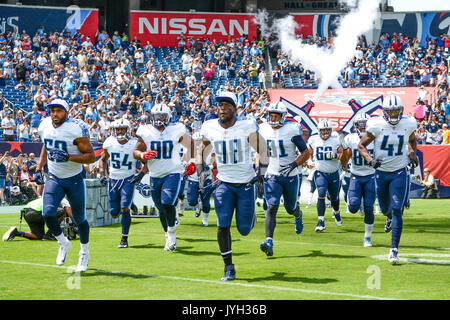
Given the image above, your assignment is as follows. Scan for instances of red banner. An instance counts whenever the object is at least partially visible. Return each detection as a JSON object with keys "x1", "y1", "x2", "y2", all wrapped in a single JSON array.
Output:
[
  {"x1": 269, "y1": 87, "x2": 434, "y2": 130},
  {"x1": 417, "y1": 145, "x2": 450, "y2": 187},
  {"x1": 130, "y1": 11, "x2": 257, "y2": 47}
]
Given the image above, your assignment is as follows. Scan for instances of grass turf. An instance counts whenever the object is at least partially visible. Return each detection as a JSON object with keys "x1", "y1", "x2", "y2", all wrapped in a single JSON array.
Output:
[{"x1": 0, "y1": 199, "x2": 449, "y2": 300}]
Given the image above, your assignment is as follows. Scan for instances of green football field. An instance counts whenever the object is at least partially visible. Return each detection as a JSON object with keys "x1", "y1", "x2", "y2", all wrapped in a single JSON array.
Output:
[{"x1": 0, "y1": 199, "x2": 449, "y2": 300}]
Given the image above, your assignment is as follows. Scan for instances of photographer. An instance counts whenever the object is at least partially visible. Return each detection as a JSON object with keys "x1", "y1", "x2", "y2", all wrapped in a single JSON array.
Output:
[
  {"x1": 2, "y1": 197, "x2": 75, "y2": 241},
  {"x1": 418, "y1": 168, "x2": 439, "y2": 199}
]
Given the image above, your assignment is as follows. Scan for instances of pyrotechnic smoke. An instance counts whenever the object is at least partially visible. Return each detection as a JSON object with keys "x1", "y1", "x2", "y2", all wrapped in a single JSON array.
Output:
[{"x1": 256, "y1": 0, "x2": 381, "y2": 101}]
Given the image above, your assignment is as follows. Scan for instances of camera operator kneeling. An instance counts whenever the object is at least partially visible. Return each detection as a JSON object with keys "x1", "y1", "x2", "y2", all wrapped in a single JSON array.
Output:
[{"x1": 2, "y1": 197, "x2": 75, "y2": 241}]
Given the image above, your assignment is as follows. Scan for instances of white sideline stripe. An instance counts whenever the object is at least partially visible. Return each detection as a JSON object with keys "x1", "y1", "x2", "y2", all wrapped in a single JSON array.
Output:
[{"x1": 0, "y1": 259, "x2": 397, "y2": 300}]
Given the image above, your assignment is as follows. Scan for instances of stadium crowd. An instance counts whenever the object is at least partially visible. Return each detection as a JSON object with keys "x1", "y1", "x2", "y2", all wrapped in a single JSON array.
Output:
[{"x1": 0, "y1": 26, "x2": 449, "y2": 205}]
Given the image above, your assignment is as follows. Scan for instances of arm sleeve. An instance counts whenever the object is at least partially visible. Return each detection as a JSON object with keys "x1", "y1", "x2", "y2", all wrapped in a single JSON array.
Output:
[{"x1": 291, "y1": 135, "x2": 308, "y2": 152}]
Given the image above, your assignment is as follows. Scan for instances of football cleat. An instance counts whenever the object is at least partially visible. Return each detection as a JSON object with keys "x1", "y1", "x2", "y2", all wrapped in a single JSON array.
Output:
[
  {"x1": 384, "y1": 217, "x2": 392, "y2": 233},
  {"x1": 118, "y1": 237, "x2": 128, "y2": 248},
  {"x1": 195, "y1": 205, "x2": 201, "y2": 218},
  {"x1": 315, "y1": 220, "x2": 326, "y2": 232},
  {"x1": 202, "y1": 213, "x2": 209, "y2": 227},
  {"x1": 363, "y1": 237, "x2": 373, "y2": 247},
  {"x1": 75, "y1": 251, "x2": 90, "y2": 272},
  {"x1": 165, "y1": 227, "x2": 177, "y2": 251},
  {"x1": 306, "y1": 203, "x2": 312, "y2": 209},
  {"x1": 221, "y1": 264, "x2": 236, "y2": 281},
  {"x1": 260, "y1": 239, "x2": 274, "y2": 257},
  {"x1": 295, "y1": 211, "x2": 303, "y2": 234},
  {"x1": 388, "y1": 248, "x2": 399, "y2": 264},
  {"x1": 334, "y1": 211, "x2": 343, "y2": 226},
  {"x1": 56, "y1": 239, "x2": 72, "y2": 266},
  {"x1": 2, "y1": 226, "x2": 18, "y2": 242}
]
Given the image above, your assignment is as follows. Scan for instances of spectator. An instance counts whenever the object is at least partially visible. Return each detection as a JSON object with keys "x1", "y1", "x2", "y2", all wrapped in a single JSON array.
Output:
[
  {"x1": 272, "y1": 66, "x2": 281, "y2": 89},
  {"x1": 26, "y1": 105, "x2": 44, "y2": 130},
  {"x1": 1, "y1": 111, "x2": 16, "y2": 141},
  {"x1": 418, "y1": 168, "x2": 438, "y2": 199},
  {"x1": 31, "y1": 129, "x2": 41, "y2": 142},
  {"x1": 18, "y1": 117, "x2": 31, "y2": 142},
  {"x1": 0, "y1": 152, "x2": 8, "y2": 206}
]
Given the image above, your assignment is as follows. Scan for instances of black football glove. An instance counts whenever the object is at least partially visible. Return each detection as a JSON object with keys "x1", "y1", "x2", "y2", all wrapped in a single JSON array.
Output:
[
  {"x1": 409, "y1": 157, "x2": 419, "y2": 169},
  {"x1": 369, "y1": 158, "x2": 382, "y2": 169},
  {"x1": 247, "y1": 166, "x2": 264, "y2": 186},
  {"x1": 100, "y1": 176, "x2": 108, "y2": 186},
  {"x1": 130, "y1": 171, "x2": 145, "y2": 185},
  {"x1": 33, "y1": 171, "x2": 45, "y2": 185},
  {"x1": 48, "y1": 149, "x2": 69, "y2": 162},
  {"x1": 279, "y1": 161, "x2": 298, "y2": 177}
]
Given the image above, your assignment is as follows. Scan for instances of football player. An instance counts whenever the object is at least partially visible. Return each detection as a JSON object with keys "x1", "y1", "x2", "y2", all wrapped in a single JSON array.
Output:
[
  {"x1": 36, "y1": 98, "x2": 96, "y2": 272},
  {"x1": 342, "y1": 113, "x2": 376, "y2": 247},
  {"x1": 134, "y1": 104, "x2": 191, "y2": 251},
  {"x1": 307, "y1": 120, "x2": 344, "y2": 232},
  {"x1": 196, "y1": 91, "x2": 269, "y2": 281},
  {"x1": 99, "y1": 118, "x2": 138, "y2": 249},
  {"x1": 258, "y1": 101, "x2": 310, "y2": 257},
  {"x1": 358, "y1": 95, "x2": 418, "y2": 264}
]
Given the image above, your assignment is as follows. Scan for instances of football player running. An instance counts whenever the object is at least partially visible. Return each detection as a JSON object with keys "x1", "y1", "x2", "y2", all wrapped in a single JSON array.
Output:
[
  {"x1": 358, "y1": 95, "x2": 418, "y2": 264},
  {"x1": 258, "y1": 101, "x2": 310, "y2": 257},
  {"x1": 99, "y1": 118, "x2": 138, "y2": 249},
  {"x1": 341, "y1": 113, "x2": 376, "y2": 247},
  {"x1": 196, "y1": 91, "x2": 269, "y2": 281},
  {"x1": 307, "y1": 120, "x2": 345, "y2": 232},
  {"x1": 134, "y1": 104, "x2": 191, "y2": 251},
  {"x1": 36, "y1": 98, "x2": 96, "y2": 272}
]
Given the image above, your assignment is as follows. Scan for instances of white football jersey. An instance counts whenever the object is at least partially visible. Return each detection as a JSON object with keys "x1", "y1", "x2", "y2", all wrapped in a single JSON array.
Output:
[
  {"x1": 200, "y1": 118, "x2": 258, "y2": 184},
  {"x1": 259, "y1": 121, "x2": 303, "y2": 177},
  {"x1": 103, "y1": 136, "x2": 138, "y2": 180},
  {"x1": 38, "y1": 117, "x2": 90, "y2": 179},
  {"x1": 308, "y1": 132, "x2": 341, "y2": 174},
  {"x1": 367, "y1": 116, "x2": 417, "y2": 172},
  {"x1": 344, "y1": 133, "x2": 375, "y2": 176},
  {"x1": 136, "y1": 123, "x2": 187, "y2": 178}
]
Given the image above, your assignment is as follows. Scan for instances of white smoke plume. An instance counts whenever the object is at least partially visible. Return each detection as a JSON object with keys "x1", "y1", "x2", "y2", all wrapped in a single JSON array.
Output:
[{"x1": 257, "y1": 0, "x2": 381, "y2": 101}]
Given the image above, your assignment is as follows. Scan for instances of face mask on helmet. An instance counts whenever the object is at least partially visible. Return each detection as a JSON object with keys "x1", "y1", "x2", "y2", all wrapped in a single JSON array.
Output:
[
  {"x1": 267, "y1": 111, "x2": 286, "y2": 128},
  {"x1": 320, "y1": 128, "x2": 331, "y2": 140},
  {"x1": 354, "y1": 119, "x2": 367, "y2": 136},
  {"x1": 383, "y1": 106, "x2": 403, "y2": 125},
  {"x1": 152, "y1": 112, "x2": 170, "y2": 129},
  {"x1": 114, "y1": 126, "x2": 129, "y2": 141}
]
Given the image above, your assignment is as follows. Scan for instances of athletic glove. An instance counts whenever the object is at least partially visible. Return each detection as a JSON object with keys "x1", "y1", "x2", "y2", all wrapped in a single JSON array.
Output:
[
  {"x1": 142, "y1": 150, "x2": 158, "y2": 160},
  {"x1": 279, "y1": 161, "x2": 298, "y2": 177},
  {"x1": 130, "y1": 171, "x2": 145, "y2": 185},
  {"x1": 198, "y1": 165, "x2": 211, "y2": 193},
  {"x1": 100, "y1": 176, "x2": 108, "y2": 186},
  {"x1": 183, "y1": 162, "x2": 196, "y2": 176},
  {"x1": 247, "y1": 167, "x2": 264, "y2": 186},
  {"x1": 48, "y1": 149, "x2": 69, "y2": 162},
  {"x1": 324, "y1": 150, "x2": 338, "y2": 160},
  {"x1": 33, "y1": 171, "x2": 45, "y2": 185},
  {"x1": 369, "y1": 158, "x2": 382, "y2": 169},
  {"x1": 409, "y1": 157, "x2": 419, "y2": 169}
]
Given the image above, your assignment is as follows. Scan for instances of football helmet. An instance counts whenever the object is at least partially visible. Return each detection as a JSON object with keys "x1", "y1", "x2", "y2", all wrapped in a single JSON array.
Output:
[
  {"x1": 113, "y1": 118, "x2": 131, "y2": 141},
  {"x1": 151, "y1": 104, "x2": 172, "y2": 129},
  {"x1": 382, "y1": 95, "x2": 403, "y2": 126},
  {"x1": 317, "y1": 120, "x2": 332, "y2": 140},
  {"x1": 353, "y1": 113, "x2": 370, "y2": 136},
  {"x1": 266, "y1": 101, "x2": 288, "y2": 128}
]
